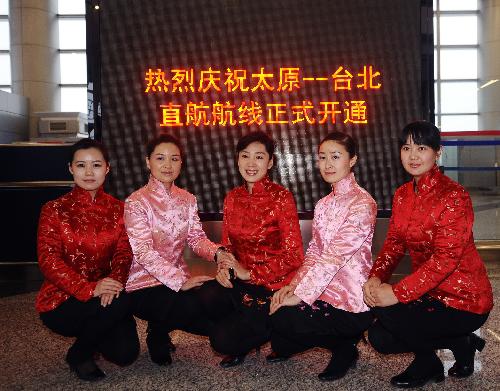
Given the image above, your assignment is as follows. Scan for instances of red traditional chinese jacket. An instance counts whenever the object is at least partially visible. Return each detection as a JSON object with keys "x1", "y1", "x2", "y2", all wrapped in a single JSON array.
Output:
[
  {"x1": 222, "y1": 176, "x2": 304, "y2": 291},
  {"x1": 370, "y1": 166, "x2": 493, "y2": 314},
  {"x1": 36, "y1": 186, "x2": 132, "y2": 313}
]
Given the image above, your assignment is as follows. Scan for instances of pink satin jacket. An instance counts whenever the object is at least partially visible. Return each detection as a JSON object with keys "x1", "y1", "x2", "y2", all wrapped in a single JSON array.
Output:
[
  {"x1": 293, "y1": 173, "x2": 377, "y2": 313},
  {"x1": 124, "y1": 176, "x2": 219, "y2": 292}
]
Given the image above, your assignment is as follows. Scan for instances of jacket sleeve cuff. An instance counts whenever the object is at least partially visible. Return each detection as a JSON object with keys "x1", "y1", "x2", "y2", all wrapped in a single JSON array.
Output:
[
  {"x1": 392, "y1": 282, "x2": 412, "y2": 303},
  {"x1": 293, "y1": 266, "x2": 334, "y2": 306},
  {"x1": 76, "y1": 281, "x2": 97, "y2": 302}
]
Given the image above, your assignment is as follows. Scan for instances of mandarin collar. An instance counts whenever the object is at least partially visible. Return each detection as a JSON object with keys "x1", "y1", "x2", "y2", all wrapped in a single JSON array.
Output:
[
  {"x1": 71, "y1": 184, "x2": 105, "y2": 204},
  {"x1": 247, "y1": 175, "x2": 272, "y2": 195},
  {"x1": 332, "y1": 172, "x2": 356, "y2": 196},
  {"x1": 147, "y1": 175, "x2": 177, "y2": 197},
  {"x1": 414, "y1": 164, "x2": 441, "y2": 195}
]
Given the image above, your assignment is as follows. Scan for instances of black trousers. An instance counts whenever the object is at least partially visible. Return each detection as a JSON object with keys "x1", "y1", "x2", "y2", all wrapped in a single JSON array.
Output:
[
  {"x1": 40, "y1": 293, "x2": 140, "y2": 366},
  {"x1": 271, "y1": 301, "x2": 373, "y2": 357},
  {"x1": 129, "y1": 285, "x2": 212, "y2": 336},
  {"x1": 196, "y1": 280, "x2": 273, "y2": 356},
  {"x1": 369, "y1": 295, "x2": 489, "y2": 361}
]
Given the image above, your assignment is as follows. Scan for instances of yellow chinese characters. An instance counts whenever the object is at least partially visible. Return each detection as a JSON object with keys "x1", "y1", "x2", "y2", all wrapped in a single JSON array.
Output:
[
  {"x1": 144, "y1": 66, "x2": 382, "y2": 94},
  {"x1": 159, "y1": 100, "x2": 368, "y2": 127}
]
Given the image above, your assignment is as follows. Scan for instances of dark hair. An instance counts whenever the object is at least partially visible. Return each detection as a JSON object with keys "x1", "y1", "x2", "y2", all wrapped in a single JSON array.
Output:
[
  {"x1": 68, "y1": 138, "x2": 110, "y2": 164},
  {"x1": 399, "y1": 120, "x2": 441, "y2": 151},
  {"x1": 319, "y1": 131, "x2": 358, "y2": 158},
  {"x1": 146, "y1": 134, "x2": 184, "y2": 159},
  {"x1": 236, "y1": 131, "x2": 275, "y2": 157}
]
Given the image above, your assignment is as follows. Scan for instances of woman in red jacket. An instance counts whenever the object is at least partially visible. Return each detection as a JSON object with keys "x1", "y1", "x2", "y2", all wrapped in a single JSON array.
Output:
[
  {"x1": 363, "y1": 121, "x2": 493, "y2": 388},
  {"x1": 36, "y1": 139, "x2": 139, "y2": 381},
  {"x1": 197, "y1": 131, "x2": 304, "y2": 367}
]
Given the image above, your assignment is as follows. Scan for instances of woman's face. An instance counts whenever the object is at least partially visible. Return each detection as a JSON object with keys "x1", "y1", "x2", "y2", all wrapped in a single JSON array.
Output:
[
  {"x1": 69, "y1": 147, "x2": 109, "y2": 196},
  {"x1": 146, "y1": 142, "x2": 182, "y2": 188},
  {"x1": 400, "y1": 136, "x2": 441, "y2": 182},
  {"x1": 318, "y1": 140, "x2": 357, "y2": 185},
  {"x1": 237, "y1": 141, "x2": 273, "y2": 190}
]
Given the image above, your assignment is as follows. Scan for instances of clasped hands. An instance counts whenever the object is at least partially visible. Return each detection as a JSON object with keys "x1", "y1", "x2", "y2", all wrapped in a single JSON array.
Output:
[
  {"x1": 362, "y1": 277, "x2": 398, "y2": 307},
  {"x1": 215, "y1": 250, "x2": 250, "y2": 288},
  {"x1": 93, "y1": 277, "x2": 123, "y2": 307},
  {"x1": 269, "y1": 284, "x2": 301, "y2": 315}
]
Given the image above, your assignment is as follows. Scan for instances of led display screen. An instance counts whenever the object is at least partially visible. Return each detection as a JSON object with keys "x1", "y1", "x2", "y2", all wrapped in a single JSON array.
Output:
[{"x1": 88, "y1": 0, "x2": 434, "y2": 215}]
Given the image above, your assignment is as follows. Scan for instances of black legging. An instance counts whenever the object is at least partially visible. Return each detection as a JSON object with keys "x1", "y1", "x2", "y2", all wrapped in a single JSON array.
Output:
[
  {"x1": 40, "y1": 293, "x2": 139, "y2": 366},
  {"x1": 271, "y1": 301, "x2": 373, "y2": 356},
  {"x1": 368, "y1": 295, "x2": 489, "y2": 364},
  {"x1": 129, "y1": 285, "x2": 213, "y2": 336},
  {"x1": 196, "y1": 280, "x2": 273, "y2": 356}
]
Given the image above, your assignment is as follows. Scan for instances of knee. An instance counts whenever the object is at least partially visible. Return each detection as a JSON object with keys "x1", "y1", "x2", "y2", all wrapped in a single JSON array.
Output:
[
  {"x1": 271, "y1": 305, "x2": 298, "y2": 334},
  {"x1": 209, "y1": 324, "x2": 236, "y2": 355},
  {"x1": 197, "y1": 281, "x2": 223, "y2": 306},
  {"x1": 106, "y1": 339, "x2": 140, "y2": 367},
  {"x1": 270, "y1": 308, "x2": 289, "y2": 333},
  {"x1": 367, "y1": 324, "x2": 392, "y2": 354},
  {"x1": 106, "y1": 293, "x2": 132, "y2": 318}
]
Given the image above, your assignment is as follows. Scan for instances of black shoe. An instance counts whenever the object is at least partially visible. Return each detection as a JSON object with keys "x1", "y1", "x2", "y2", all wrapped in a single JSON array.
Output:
[
  {"x1": 146, "y1": 328, "x2": 172, "y2": 366},
  {"x1": 167, "y1": 335, "x2": 176, "y2": 352},
  {"x1": 68, "y1": 358, "x2": 106, "y2": 381},
  {"x1": 219, "y1": 354, "x2": 245, "y2": 368},
  {"x1": 390, "y1": 357, "x2": 444, "y2": 389},
  {"x1": 390, "y1": 369, "x2": 444, "y2": 388},
  {"x1": 318, "y1": 348, "x2": 358, "y2": 382},
  {"x1": 266, "y1": 351, "x2": 289, "y2": 363},
  {"x1": 448, "y1": 333, "x2": 485, "y2": 378}
]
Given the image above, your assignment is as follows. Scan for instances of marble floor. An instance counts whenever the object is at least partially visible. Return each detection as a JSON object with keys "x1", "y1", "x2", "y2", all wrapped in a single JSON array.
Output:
[{"x1": 0, "y1": 259, "x2": 498, "y2": 390}]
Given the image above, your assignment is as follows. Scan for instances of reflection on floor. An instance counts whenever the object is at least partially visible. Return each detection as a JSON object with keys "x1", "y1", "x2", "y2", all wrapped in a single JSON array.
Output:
[{"x1": 470, "y1": 191, "x2": 500, "y2": 241}]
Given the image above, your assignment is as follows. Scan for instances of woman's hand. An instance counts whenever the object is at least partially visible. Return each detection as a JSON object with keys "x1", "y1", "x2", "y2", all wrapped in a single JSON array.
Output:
[
  {"x1": 93, "y1": 277, "x2": 123, "y2": 297},
  {"x1": 270, "y1": 284, "x2": 296, "y2": 313},
  {"x1": 269, "y1": 293, "x2": 301, "y2": 315},
  {"x1": 363, "y1": 276, "x2": 382, "y2": 307},
  {"x1": 372, "y1": 283, "x2": 399, "y2": 307},
  {"x1": 215, "y1": 268, "x2": 233, "y2": 288},
  {"x1": 100, "y1": 292, "x2": 117, "y2": 307},
  {"x1": 181, "y1": 275, "x2": 214, "y2": 291},
  {"x1": 217, "y1": 255, "x2": 250, "y2": 281},
  {"x1": 216, "y1": 249, "x2": 237, "y2": 267}
]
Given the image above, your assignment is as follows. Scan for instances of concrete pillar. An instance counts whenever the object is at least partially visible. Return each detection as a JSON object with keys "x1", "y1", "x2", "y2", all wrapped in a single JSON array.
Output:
[
  {"x1": 479, "y1": 0, "x2": 500, "y2": 130},
  {"x1": 9, "y1": 0, "x2": 60, "y2": 138},
  {"x1": 477, "y1": 0, "x2": 500, "y2": 186}
]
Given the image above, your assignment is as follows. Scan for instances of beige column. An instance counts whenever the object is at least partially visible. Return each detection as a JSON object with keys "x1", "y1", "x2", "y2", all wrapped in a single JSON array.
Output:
[
  {"x1": 479, "y1": 0, "x2": 500, "y2": 185},
  {"x1": 9, "y1": 0, "x2": 60, "y2": 138}
]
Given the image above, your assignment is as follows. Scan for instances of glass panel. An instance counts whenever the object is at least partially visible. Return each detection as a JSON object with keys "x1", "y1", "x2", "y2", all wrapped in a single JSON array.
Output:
[
  {"x1": 440, "y1": 81, "x2": 477, "y2": 113},
  {"x1": 58, "y1": 19, "x2": 86, "y2": 50},
  {"x1": 440, "y1": 115, "x2": 478, "y2": 132},
  {"x1": 440, "y1": 15, "x2": 477, "y2": 45},
  {"x1": 0, "y1": 53, "x2": 11, "y2": 85},
  {"x1": 433, "y1": 15, "x2": 437, "y2": 45},
  {"x1": 61, "y1": 86, "x2": 87, "y2": 113},
  {"x1": 434, "y1": 81, "x2": 439, "y2": 113},
  {"x1": 0, "y1": 87, "x2": 11, "y2": 93},
  {"x1": 440, "y1": 0, "x2": 478, "y2": 11},
  {"x1": 58, "y1": 0, "x2": 85, "y2": 15},
  {"x1": 434, "y1": 48, "x2": 437, "y2": 78},
  {"x1": 440, "y1": 48, "x2": 477, "y2": 79},
  {"x1": 0, "y1": 0, "x2": 8, "y2": 15},
  {"x1": 0, "y1": 20, "x2": 8, "y2": 50},
  {"x1": 60, "y1": 52, "x2": 87, "y2": 84}
]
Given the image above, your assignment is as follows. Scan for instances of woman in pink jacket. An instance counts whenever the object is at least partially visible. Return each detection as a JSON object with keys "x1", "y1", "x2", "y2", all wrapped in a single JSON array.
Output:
[
  {"x1": 124, "y1": 134, "x2": 233, "y2": 366},
  {"x1": 269, "y1": 131, "x2": 377, "y2": 382}
]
